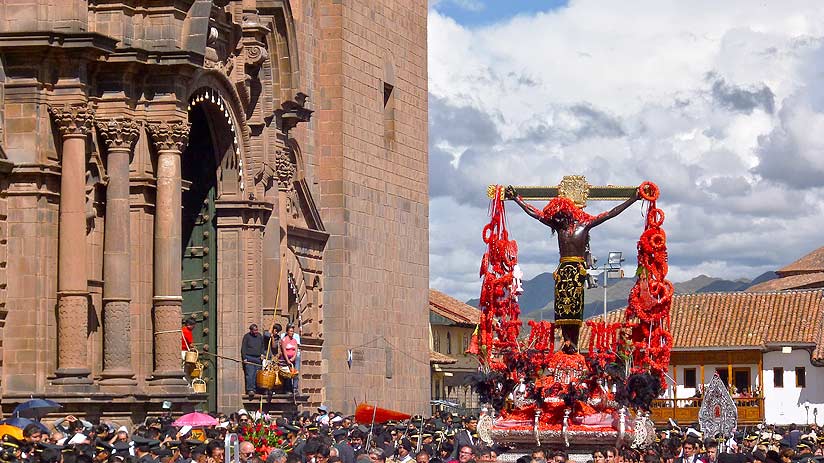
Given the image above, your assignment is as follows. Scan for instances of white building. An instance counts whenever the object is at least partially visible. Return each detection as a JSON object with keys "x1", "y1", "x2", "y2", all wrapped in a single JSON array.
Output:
[{"x1": 584, "y1": 287, "x2": 824, "y2": 427}]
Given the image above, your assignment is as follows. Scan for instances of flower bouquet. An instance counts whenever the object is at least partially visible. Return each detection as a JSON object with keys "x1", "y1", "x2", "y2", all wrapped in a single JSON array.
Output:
[{"x1": 238, "y1": 419, "x2": 292, "y2": 458}]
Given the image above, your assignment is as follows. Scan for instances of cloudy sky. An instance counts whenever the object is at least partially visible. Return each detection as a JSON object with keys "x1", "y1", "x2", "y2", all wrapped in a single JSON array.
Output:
[{"x1": 427, "y1": 0, "x2": 824, "y2": 302}]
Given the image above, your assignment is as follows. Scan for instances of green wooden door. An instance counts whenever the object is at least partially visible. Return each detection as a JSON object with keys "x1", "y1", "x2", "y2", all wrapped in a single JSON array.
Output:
[{"x1": 181, "y1": 166, "x2": 218, "y2": 409}]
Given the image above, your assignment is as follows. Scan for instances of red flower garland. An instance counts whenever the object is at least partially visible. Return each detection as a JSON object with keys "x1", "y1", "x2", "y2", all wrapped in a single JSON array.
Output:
[
  {"x1": 478, "y1": 186, "x2": 523, "y2": 366},
  {"x1": 626, "y1": 181, "x2": 673, "y2": 385},
  {"x1": 541, "y1": 196, "x2": 597, "y2": 224}
]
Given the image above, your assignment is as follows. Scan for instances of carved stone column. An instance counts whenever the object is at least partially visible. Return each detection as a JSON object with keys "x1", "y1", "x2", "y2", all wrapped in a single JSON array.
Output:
[
  {"x1": 49, "y1": 103, "x2": 94, "y2": 384},
  {"x1": 147, "y1": 120, "x2": 189, "y2": 382},
  {"x1": 97, "y1": 119, "x2": 140, "y2": 384}
]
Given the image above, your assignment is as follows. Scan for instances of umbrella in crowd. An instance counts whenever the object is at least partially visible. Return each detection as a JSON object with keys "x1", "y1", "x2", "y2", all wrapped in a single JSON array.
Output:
[
  {"x1": 0, "y1": 417, "x2": 49, "y2": 434},
  {"x1": 12, "y1": 399, "x2": 62, "y2": 420},
  {"x1": 0, "y1": 424, "x2": 22, "y2": 440},
  {"x1": 172, "y1": 411, "x2": 219, "y2": 427}
]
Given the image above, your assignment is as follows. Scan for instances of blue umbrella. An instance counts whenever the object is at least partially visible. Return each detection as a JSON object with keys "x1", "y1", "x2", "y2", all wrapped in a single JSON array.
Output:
[
  {"x1": 0, "y1": 417, "x2": 49, "y2": 434},
  {"x1": 12, "y1": 399, "x2": 62, "y2": 420}
]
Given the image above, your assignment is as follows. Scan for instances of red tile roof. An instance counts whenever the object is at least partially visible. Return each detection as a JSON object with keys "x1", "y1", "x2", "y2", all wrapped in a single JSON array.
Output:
[
  {"x1": 747, "y1": 273, "x2": 824, "y2": 292},
  {"x1": 430, "y1": 350, "x2": 458, "y2": 365},
  {"x1": 579, "y1": 290, "x2": 824, "y2": 360},
  {"x1": 778, "y1": 246, "x2": 824, "y2": 276},
  {"x1": 429, "y1": 289, "x2": 481, "y2": 325}
]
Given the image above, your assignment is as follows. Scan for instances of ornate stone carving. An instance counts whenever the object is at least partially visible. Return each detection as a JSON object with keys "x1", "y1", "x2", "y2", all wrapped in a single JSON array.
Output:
[
  {"x1": 147, "y1": 120, "x2": 190, "y2": 152},
  {"x1": 245, "y1": 45, "x2": 269, "y2": 67},
  {"x1": 97, "y1": 119, "x2": 140, "y2": 150},
  {"x1": 275, "y1": 150, "x2": 296, "y2": 190},
  {"x1": 287, "y1": 188, "x2": 300, "y2": 220},
  {"x1": 276, "y1": 93, "x2": 313, "y2": 133},
  {"x1": 152, "y1": 302, "x2": 184, "y2": 375},
  {"x1": 102, "y1": 300, "x2": 132, "y2": 373},
  {"x1": 49, "y1": 104, "x2": 95, "y2": 137},
  {"x1": 253, "y1": 160, "x2": 276, "y2": 192},
  {"x1": 56, "y1": 294, "x2": 89, "y2": 373}
]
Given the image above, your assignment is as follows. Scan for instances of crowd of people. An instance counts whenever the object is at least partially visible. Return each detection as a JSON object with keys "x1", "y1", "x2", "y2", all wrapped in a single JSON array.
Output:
[{"x1": 3, "y1": 408, "x2": 824, "y2": 463}]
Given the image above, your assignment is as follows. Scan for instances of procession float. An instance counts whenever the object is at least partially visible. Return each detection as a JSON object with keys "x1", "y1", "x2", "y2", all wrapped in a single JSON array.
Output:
[{"x1": 468, "y1": 176, "x2": 673, "y2": 460}]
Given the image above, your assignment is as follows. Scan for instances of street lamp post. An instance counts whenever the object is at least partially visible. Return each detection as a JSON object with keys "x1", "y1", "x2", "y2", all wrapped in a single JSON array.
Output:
[
  {"x1": 805, "y1": 402, "x2": 811, "y2": 426},
  {"x1": 602, "y1": 251, "x2": 625, "y2": 321}
]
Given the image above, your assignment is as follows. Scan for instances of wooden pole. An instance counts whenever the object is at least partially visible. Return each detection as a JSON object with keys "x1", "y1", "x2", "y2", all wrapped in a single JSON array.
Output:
[{"x1": 673, "y1": 366, "x2": 678, "y2": 402}]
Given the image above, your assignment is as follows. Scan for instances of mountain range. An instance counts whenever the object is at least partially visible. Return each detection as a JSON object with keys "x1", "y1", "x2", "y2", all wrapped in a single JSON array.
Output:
[{"x1": 466, "y1": 271, "x2": 778, "y2": 320}]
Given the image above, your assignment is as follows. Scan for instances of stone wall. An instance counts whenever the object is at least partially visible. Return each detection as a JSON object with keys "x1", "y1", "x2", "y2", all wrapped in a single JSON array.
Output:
[
  {"x1": 310, "y1": 0, "x2": 430, "y2": 414},
  {"x1": 0, "y1": 0, "x2": 429, "y2": 418}
]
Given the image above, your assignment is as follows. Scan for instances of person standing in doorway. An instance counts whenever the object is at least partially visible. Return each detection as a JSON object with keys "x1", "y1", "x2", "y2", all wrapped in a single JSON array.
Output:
[
  {"x1": 241, "y1": 323, "x2": 270, "y2": 397},
  {"x1": 279, "y1": 324, "x2": 299, "y2": 393},
  {"x1": 181, "y1": 318, "x2": 196, "y2": 359}
]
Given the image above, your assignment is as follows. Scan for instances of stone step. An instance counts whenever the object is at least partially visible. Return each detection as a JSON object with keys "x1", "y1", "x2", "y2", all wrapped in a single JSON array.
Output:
[{"x1": 241, "y1": 392, "x2": 310, "y2": 417}]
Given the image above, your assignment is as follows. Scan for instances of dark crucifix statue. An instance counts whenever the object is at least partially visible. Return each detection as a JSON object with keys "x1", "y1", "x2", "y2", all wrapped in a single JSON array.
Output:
[{"x1": 504, "y1": 184, "x2": 641, "y2": 353}]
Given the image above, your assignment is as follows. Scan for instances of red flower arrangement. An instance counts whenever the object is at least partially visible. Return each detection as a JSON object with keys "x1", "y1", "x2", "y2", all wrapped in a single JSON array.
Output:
[{"x1": 238, "y1": 419, "x2": 291, "y2": 458}]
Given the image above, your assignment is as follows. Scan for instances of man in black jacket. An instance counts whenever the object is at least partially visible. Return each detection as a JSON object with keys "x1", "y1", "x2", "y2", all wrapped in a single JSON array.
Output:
[
  {"x1": 450, "y1": 417, "x2": 478, "y2": 460},
  {"x1": 241, "y1": 323, "x2": 271, "y2": 397}
]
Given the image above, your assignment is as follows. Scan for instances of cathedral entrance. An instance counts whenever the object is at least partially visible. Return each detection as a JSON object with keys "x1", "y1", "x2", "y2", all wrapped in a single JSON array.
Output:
[{"x1": 182, "y1": 103, "x2": 219, "y2": 410}]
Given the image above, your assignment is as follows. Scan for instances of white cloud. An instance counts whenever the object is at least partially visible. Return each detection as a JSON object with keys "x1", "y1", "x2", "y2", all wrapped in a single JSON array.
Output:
[{"x1": 428, "y1": 0, "x2": 824, "y2": 302}]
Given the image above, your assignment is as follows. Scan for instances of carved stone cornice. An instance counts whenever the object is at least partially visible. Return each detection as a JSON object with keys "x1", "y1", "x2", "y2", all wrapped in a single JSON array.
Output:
[
  {"x1": 147, "y1": 120, "x2": 190, "y2": 152},
  {"x1": 96, "y1": 119, "x2": 140, "y2": 151},
  {"x1": 48, "y1": 104, "x2": 95, "y2": 138},
  {"x1": 275, "y1": 93, "x2": 313, "y2": 133}
]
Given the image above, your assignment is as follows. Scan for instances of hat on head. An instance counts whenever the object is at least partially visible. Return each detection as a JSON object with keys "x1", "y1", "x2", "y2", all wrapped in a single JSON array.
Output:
[
  {"x1": 686, "y1": 428, "x2": 702, "y2": 439},
  {"x1": 132, "y1": 437, "x2": 159, "y2": 453},
  {"x1": 318, "y1": 405, "x2": 329, "y2": 413},
  {"x1": 164, "y1": 441, "x2": 181, "y2": 451},
  {"x1": 112, "y1": 442, "x2": 130, "y2": 456},
  {"x1": 95, "y1": 441, "x2": 114, "y2": 454},
  {"x1": 1, "y1": 434, "x2": 21, "y2": 449}
]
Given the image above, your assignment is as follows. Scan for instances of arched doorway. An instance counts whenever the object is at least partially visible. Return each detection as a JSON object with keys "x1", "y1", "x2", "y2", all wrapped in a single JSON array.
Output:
[{"x1": 181, "y1": 100, "x2": 221, "y2": 410}]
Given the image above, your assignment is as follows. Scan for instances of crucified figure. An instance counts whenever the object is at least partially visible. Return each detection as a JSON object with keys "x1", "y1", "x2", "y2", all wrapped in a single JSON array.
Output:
[{"x1": 504, "y1": 184, "x2": 642, "y2": 353}]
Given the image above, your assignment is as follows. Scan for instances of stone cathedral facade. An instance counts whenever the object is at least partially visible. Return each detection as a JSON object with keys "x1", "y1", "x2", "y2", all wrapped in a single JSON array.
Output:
[{"x1": 0, "y1": 0, "x2": 429, "y2": 422}]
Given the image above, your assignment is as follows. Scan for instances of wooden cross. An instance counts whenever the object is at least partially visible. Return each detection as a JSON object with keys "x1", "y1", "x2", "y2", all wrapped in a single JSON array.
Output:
[{"x1": 488, "y1": 175, "x2": 637, "y2": 208}]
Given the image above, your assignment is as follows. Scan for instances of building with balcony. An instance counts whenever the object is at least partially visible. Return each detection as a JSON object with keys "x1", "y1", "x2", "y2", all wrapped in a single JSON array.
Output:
[
  {"x1": 429, "y1": 289, "x2": 481, "y2": 415},
  {"x1": 583, "y1": 288, "x2": 824, "y2": 426}
]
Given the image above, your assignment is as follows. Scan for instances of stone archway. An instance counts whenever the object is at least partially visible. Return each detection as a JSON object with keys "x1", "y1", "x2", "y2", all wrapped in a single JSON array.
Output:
[{"x1": 183, "y1": 82, "x2": 258, "y2": 411}]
